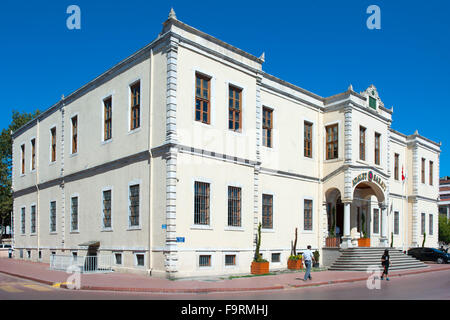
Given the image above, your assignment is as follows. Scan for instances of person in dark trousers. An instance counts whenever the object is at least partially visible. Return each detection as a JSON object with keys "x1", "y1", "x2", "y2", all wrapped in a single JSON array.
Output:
[
  {"x1": 381, "y1": 249, "x2": 392, "y2": 281},
  {"x1": 302, "y1": 245, "x2": 316, "y2": 281}
]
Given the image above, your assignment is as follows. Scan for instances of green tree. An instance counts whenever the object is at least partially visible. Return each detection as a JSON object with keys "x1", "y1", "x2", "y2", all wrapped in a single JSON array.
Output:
[
  {"x1": 438, "y1": 215, "x2": 450, "y2": 245},
  {"x1": 0, "y1": 110, "x2": 40, "y2": 241}
]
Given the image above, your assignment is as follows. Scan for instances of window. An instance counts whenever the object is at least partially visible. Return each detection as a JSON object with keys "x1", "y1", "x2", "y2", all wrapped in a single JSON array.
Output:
[
  {"x1": 262, "y1": 194, "x2": 273, "y2": 229},
  {"x1": 50, "y1": 201, "x2": 56, "y2": 233},
  {"x1": 199, "y1": 255, "x2": 211, "y2": 267},
  {"x1": 71, "y1": 116, "x2": 78, "y2": 154},
  {"x1": 359, "y1": 126, "x2": 366, "y2": 161},
  {"x1": 129, "y1": 185, "x2": 140, "y2": 227},
  {"x1": 262, "y1": 107, "x2": 273, "y2": 148},
  {"x1": 228, "y1": 186, "x2": 241, "y2": 227},
  {"x1": 71, "y1": 197, "x2": 78, "y2": 231},
  {"x1": 429, "y1": 214, "x2": 433, "y2": 235},
  {"x1": 194, "y1": 181, "x2": 210, "y2": 225},
  {"x1": 21, "y1": 144, "x2": 25, "y2": 174},
  {"x1": 195, "y1": 73, "x2": 210, "y2": 124},
  {"x1": 421, "y1": 213, "x2": 425, "y2": 235},
  {"x1": 394, "y1": 211, "x2": 399, "y2": 235},
  {"x1": 21, "y1": 207, "x2": 25, "y2": 234},
  {"x1": 104, "y1": 96, "x2": 112, "y2": 141},
  {"x1": 130, "y1": 81, "x2": 140, "y2": 130},
  {"x1": 271, "y1": 253, "x2": 281, "y2": 263},
  {"x1": 136, "y1": 253, "x2": 145, "y2": 266},
  {"x1": 304, "y1": 121, "x2": 313, "y2": 158},
  {"x1": 429, "y1": 161, "x2": 433, "y2": 185},
  {"x1": 421, "y1": 158, "x2": 425, "y2": 184},
  {"x1": 225, "y1": 254, "x2": 236, "y2": 266},
  {"x1": 115, "y1": 253, "x2": 122, "y2": 265},
  {"x1": 373, "y1": 208, "x2": 379, "y2": 234},
  {"x1": 30, "y1": 205, "x2": 36, "y2": 234},
  {"x1": 369, "y1": 96, "x2": 377, "y2": 109},
  {"x1": 31, "y1": 139, "x2": 36, "y2": 171},
  {"x1": 374, "y1": 133, "x2": 381, "y2": 165},
  {"x1": 103, "y1": 190, "x2": 112, "y2": 229},
  {"x1": 326, "y1": 124, "x2": 338, "y2": 160},
  {"x1": 394, "y1": 153, "x2": 399, "y2": 180},
  {"x1": 228, "y1": 85, "x2": 242, "y2": 131},
  {"x1": 304, "y1": 199, "x2": 313, "y2": 231},
  {"x1": 51, "y1": 127, "x2": 56, "y2": 162}
]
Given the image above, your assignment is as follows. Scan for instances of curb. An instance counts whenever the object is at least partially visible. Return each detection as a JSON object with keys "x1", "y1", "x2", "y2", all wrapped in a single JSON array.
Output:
[{"x1": 1, "y1": 265, "x2": 449, "y2": 294}]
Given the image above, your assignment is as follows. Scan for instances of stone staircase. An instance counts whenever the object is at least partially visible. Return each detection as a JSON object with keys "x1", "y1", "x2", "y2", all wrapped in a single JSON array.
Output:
[{"x1": 328, "y1": 247, "x2": 428, "y2": 271}]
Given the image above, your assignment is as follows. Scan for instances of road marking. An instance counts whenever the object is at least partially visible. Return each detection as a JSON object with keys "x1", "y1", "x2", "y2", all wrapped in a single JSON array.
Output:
[
  {"x1": 0, "y1": 285, "x2": 23, "y2": 293},
  {"x1": 23, "y1": 284, "x2": 52, "y2": 292}
]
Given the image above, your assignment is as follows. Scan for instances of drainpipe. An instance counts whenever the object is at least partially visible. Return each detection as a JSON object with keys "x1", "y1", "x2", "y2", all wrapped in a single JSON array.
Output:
[
  {"x1": 36, "y1": 118, "x2": 40, "y2": 261},
  {"x1": 147, "y1": 48, "x2": 154, "y2": 276}
]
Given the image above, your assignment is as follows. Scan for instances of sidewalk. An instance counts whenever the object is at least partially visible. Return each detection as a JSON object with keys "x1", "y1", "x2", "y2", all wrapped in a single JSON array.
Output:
[{"x1": 1, "y1": 258, "x2": 449, "y2": 294}]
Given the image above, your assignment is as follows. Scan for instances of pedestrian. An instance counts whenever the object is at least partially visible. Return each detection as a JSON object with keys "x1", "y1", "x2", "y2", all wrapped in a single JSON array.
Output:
[
  {"x1": 302, "y1": 245, "x2": 315, "y2": 281},
  {"x1": 381, "y1": 249, "x2": 392, "y2": 281}
]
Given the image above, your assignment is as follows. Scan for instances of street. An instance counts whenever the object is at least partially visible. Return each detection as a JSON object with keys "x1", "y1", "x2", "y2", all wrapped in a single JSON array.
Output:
[{"x1": 0, "y1": 268, "x2": 449, "y2": 300}]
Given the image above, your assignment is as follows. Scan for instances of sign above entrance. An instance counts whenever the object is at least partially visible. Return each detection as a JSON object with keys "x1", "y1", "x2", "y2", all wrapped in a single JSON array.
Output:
[{"x1": 352, "y1": 171, "x2": 386, "y2": 191}]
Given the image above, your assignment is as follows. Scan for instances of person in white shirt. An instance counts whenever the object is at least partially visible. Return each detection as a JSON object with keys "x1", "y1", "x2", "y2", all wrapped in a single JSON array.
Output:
[{"x1": 302, "y1": 245, "x2": 316, "y2": 281}]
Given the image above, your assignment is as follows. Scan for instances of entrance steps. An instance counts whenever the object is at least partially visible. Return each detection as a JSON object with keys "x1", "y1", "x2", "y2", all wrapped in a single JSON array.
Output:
[{"x1": 328, "y1": 247, "x2": 428, "y2": 271}]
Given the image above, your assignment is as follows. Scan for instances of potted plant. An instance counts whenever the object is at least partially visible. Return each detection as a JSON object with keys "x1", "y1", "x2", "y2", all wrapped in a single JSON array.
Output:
[
  {"x1": 358, "y1": 213, "x2": 370, "y2": 247},
  {"x1": 287, "y1": 228, "x2": 303, "y2": 270},
  {"x1": 313, "y1": 250, "x2": 320, "y2": 268},
  {"x1": 251, "y1": 223, "x2": 269, "y2": 275}
]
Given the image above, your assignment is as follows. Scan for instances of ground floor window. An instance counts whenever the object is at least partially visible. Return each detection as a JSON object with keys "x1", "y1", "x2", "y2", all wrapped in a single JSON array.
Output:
[
  {"x1": 304, "y1": 199, "x2": 313, "y2": 231},
  {"x1": 135, "y1": 253, "x2": 145, "y2": 267},
  {"x1": 373, "y1": 208, "x2": 379, "y2": 234},
  {"x1": 199, "y1": 255, "x2": 211, "y2": 267},
  {"x1": 115, "y1": 253, "x2": 122, "y2": 265},
  {"x1": 225, "y1": 254, "x2": 236, "y2": 266},
  {"x1": 262, "y1": 194, "x2": 273, "y2": 229},
  {"x1": 271, "y1": 253, "x2": 281, "y2": 263},
  {"x1": 194, "y1": 182, "x2": 210, "y2": 225}
]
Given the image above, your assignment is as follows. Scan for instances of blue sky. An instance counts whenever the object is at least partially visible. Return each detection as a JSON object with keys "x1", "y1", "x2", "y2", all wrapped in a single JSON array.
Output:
[{"x1": 0, "y1": 0, "x2": 449, "y2": 173}]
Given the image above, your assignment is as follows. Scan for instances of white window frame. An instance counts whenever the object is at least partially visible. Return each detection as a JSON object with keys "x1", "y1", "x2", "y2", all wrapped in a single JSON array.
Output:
[
  {"x1": 49, "y1": 125, "x2": 57, "y2": 165},
  {"x1": 20, "y1": 143, "x2": 25, "y2": 176},
  {"x1": 261, "y1": 191, "x2": 275, "y2": 232},
  {"x1": 114, "y1": 252, "x2": 123, "y2": 265},
  {"x1": 29, "y1": 137, "x2": 36, "y2": 172},
  {"x1": 20, "y1": 206, "x2": 26, "y2": 235},
  {"x1": 226, "y1": 80, "x2": 246, "y2": 135},
  {"x1": 197, "y1": 252, "x2": 214, "y2": 270},
  {"x1": 323, "y1": 120, "x2": 341, "y2": 162},
  {"x1": 30, "y1": 203, "x2": 37, "y2": 235},
  {"x1": 224, "y1": 183, "x2": 244, "y2": 231},
  {"x1": 101, "y1": 93, "x2": 114, "y2": 144},
  {"x1": 134, "y1": 252, "x2": 146, "y2": 268},
  {"x1": 70, "y1": 113, "x2": 79, "y2": 156},
  {"x1": 223, "y1": 252, "x2": 238, "y2": 269},
  {"x1": 101, "y1": 186, "x2": 113, "y2": 231},
  {"x1": 302, "y1": 196, "x2": 314, "y2": 233},
  {"x1": 128, "y1": 180, "x2": 142, "y2": 230},
  {"x1": 70, "y1": 194, "x2": 80, "y2": 233},
  {"x1": 192, "y1": 68, "x2": 216, "y2": 128},
  {"x1": 191, "y1": 177, "x2": 213, "y2": 230},
  {"x1": 128, "y1": 78, "x2": 142, "y2": 134},
  {"x1": 49, "y1": 200, "x2": 57, "y2": 234},
  {"x1": 302, "y1": 117, "x2": 316, "y2": 161}
]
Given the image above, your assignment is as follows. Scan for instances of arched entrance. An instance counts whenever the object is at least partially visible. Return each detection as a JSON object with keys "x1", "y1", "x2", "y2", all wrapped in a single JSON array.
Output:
[{"x1": 325, "y1": 173, "x2": 388, "y2": 248}]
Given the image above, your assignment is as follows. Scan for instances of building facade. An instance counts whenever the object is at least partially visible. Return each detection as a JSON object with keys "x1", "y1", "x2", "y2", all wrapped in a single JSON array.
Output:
[
  {"x1": 12, "y1": 11, "x2": 441, "y2": 278},
  {"x1": 439, "y1": 176, "x2": 450, "y2": 220}
]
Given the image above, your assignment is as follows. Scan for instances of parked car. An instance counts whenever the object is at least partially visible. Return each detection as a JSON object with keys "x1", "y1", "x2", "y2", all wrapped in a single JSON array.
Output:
[
  {"x1": 0, "y1": 244, "x2": 12, "y2": 248},
  {"x1": 407, "y1": 247, "x2": 450, "y2": 264}
]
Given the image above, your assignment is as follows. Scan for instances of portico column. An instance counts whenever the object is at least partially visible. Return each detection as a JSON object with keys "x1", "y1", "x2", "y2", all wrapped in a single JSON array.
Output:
[
  {"x1": 379, "y1": 203, "x2": 388, "y2": 247},
  {"x1": 341, "y1": 201, "x2": 352, "y2": 248}
]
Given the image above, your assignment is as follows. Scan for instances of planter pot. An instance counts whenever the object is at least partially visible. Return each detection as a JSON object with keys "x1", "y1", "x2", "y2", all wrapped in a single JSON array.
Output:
[
  {"x1": 287, "y1": 259, "x2": 303, "y2": 270},
  {"x1": 358, "y1": 238, "x2": 371, "y2": 247},
  {"x1": 251, "y1": 261, "x2": 270, "y2": 275},
  {"x1": 326, "y1": 237, "x2": 340, "y2": 247}
]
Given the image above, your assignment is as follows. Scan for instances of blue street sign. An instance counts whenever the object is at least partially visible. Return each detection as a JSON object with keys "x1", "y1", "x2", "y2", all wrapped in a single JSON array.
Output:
[{"x1": 176, "y1": 237, "x2": 185, "y2": 243}]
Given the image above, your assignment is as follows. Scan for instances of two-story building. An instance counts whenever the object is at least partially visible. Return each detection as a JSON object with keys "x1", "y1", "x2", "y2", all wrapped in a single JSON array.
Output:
[{"x1": 12, "y1": 10, "x2": 441, "y2": 278}]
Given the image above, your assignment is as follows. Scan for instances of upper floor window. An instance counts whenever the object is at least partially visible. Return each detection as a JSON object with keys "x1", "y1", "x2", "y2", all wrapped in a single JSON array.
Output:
[
  {"x1": 304, "y1": 121, "x2": 312, "y2": 158},
  {"x1": 262, "y1": 107, "x2": 273, "y2": 148},
  {"x1": 421, "y1": 158, "x2": 426, "y2": 184},
  {"x1": 228, "y1": 85, "x2": 242, "y2": 132},
  {"x1": 71, "y1": 116, "x2": 78, "y2": 154},
  {"x1": 51, "y1": 127, "x2": 56, "y2": 162},
  {"x1": 374, "y1": 132, "x2": 381, "y2": 165},
  {"x1": 394, "y1": 153, "x2": 399, "y2": 180},
  {"x1": 325, "y1": 124, "x2": 338, "y2": 160},
  {"x1": 31, "y1": 139, "x2": 36, "y2": 171},
  {"x1": 104, "y1": 97, "x2": 112, "y2": 141},
  {"x1": 21, "y1": 144, "x2": 25, "y2": 175},
  {"x1": 130, "y1": 81, "x2": 140, "y2": 130},
  {"x1": 195, "y1": 73, "x2": 210, "y2": 124},
  {"x1": 359, "y1": 126, "x2": 366, "y2": 161},
  {"x1": 369, "y1": 96, "x2": 377, "y2": 109},
  {"x1": 429, "y1": 161, "x2": 433, "y2": 185}
]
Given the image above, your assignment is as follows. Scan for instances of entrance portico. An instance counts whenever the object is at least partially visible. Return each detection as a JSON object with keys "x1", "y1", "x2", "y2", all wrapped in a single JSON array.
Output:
[{"x1": 326, "y1": 171, "x2": 388, "y2": 248}]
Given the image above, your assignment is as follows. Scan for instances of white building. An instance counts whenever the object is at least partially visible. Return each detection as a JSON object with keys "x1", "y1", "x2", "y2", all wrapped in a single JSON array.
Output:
[{"x1": 12, "y1": 11, "x2": 441, "y2": 278}]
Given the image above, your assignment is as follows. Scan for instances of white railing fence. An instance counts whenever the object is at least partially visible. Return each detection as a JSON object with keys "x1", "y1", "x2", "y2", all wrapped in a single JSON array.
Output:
[{"x1": 50, "y1": 254, "x2": 113, "y2": 273}]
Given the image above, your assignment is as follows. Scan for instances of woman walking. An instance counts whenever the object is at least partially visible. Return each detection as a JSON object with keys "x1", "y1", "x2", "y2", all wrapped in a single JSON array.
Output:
[{"x1": 381, "y1": 249, "x2": 392, "y2": 281}]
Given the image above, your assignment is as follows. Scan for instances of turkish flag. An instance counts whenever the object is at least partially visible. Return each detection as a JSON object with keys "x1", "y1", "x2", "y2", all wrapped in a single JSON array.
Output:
[{"x1": 402, "y1": 165, "x2": 406, "y2": 181}]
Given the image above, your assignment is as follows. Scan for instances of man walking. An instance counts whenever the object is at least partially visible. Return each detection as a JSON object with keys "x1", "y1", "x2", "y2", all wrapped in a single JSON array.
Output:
[{"x1": 303, "y1": 245, "x2": 315, "y2": 281}]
